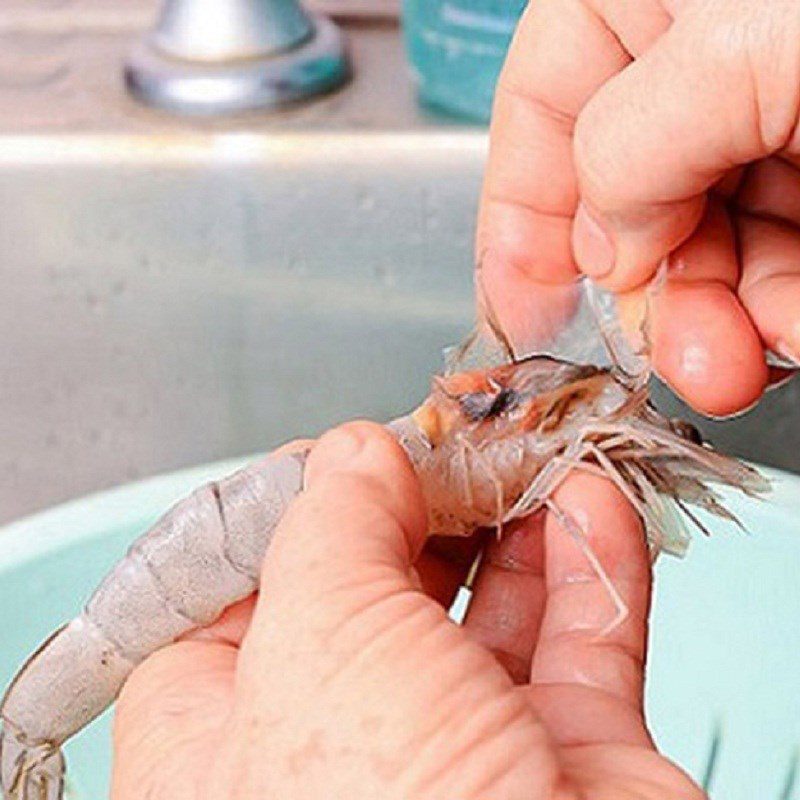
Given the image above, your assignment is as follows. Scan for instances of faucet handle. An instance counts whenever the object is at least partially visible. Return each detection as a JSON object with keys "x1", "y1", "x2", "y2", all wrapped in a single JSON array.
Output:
[
  {"x1": 152, "y1": 0, "x2": 314, "y2": 61},
  {"x1": 125, "y1": 0, "x2": 350, "y2": 115}
]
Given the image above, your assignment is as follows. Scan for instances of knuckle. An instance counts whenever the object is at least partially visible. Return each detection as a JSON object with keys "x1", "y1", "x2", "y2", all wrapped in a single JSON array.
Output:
[
  {"x1": 694, "y1": 0, "x2": 800, "y2": 152},
  {"x1": 747, "y1": 3, "x2": 800, "y2": 150}
]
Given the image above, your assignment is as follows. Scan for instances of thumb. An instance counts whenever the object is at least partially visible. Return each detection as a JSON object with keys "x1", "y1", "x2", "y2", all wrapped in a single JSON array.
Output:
[
  {"x1": 571, "y1": 1, "x2": 800, "y2": 290},
  {"x1": 261, "y1": 421, "x2": 429, "y2": 601}
]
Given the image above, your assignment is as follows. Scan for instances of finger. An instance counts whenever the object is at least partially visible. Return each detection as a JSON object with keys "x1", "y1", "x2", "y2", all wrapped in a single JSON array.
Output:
[
  {"x1": 736, "y1": 156, "x2": 800, "y2": 227},
  {"x1": 232, "y1": 423, "x2": 455, "y2": 745},
  {"x1": 737, "y1": 213, "x2": 800, "y2": 364},
  {"x1": 529, "y1": 473, "x2": 652, "y2": 748},
  {"x1": 651, "y1": 285, "x2": 767, "y2": 416},
  {"x1": 476, "y1": 0, "x2": 632, "y2": 346},
  {"x1": 296, "y1": 420, "x2": 427, "y2": 573},
  {"x1": 462, "y1": 515, "x2": 547, "y2": 684},
  {"x1": 254, "y1": 422, "x2": 428, "y2": 618},
  {"x1": 283, "y1": 430, "x2": 483, "y2": 609},
  {"x1": 572, "y1": 1, "x2": 800, "y2": 290},
  {"x1": 279, "y1": 433, "x2": 474, "y2": 608},
  {"x1": 619, "y1": 200, "x2": 767, "y2": 415},
  {"x1": 477, "y1": 265, "x2": 583, "y2": 356},
  {"x1": 588, "y1": 0, "x2": 672, "y2": 57}
]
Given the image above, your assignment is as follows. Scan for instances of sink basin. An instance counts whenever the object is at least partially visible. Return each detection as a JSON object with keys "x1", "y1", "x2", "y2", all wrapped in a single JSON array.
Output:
[
  {"x1": 1, "y1": 459, "x2": 799, "y2": 799},
  {"x1": 0, "y1": 129, "x2": 482, "y2": 524},
  {"x1": 1, "y1": 9, "x2": 799, "y2": 525}
]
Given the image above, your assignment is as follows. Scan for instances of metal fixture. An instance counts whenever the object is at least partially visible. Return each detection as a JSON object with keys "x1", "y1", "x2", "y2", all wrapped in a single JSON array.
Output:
[{"x1": 124, "y1": 0, "x2": 350, "y2": 115}]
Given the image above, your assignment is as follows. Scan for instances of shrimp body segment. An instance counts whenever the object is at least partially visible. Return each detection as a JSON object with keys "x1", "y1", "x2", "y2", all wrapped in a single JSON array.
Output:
[
  {"x1": 1, "y1": 451, "x2": 308, "y2": 800},
  {"x1": 0, "y1": 356, "x2": 767, "y2": 800}
]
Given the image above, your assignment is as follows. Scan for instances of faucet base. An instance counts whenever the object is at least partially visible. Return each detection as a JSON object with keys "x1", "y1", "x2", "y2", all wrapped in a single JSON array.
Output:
[{"x1": 124, "y1": 14, "x2": 350, "y2": 116}]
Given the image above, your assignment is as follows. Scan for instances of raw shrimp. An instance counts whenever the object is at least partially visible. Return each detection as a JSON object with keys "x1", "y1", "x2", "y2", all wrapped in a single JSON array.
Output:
[{"x1": 0, "y1": 341, "x2": 768, "y2": 800}]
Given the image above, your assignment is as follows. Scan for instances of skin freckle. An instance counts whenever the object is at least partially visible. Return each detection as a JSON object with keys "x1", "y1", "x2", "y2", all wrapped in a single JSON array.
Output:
[
  {"x1": 287, "y1": 730, "x2": 327, "y2": 776},
  {"x1": 369, "y1": 750, "x2": 407, "y2": 782},
  {"x1": 360, "y1": 714, "x2": 384, "y2": 734}
]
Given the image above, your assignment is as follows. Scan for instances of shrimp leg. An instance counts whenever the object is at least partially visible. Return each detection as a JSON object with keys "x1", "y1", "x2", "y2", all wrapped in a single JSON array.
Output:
[
  {"x1": 0, "y1": 448, "x2": 309, "y2": 800},
  {"x1": 544, "y1": 498, "x2": 629, "y2": 636},
  {"x1": 503, "y1": 433, "x2": 636, "y2": 635}
]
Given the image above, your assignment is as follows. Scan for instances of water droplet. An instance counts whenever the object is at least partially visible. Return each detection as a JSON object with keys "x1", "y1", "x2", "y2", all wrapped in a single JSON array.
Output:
[
  {"x1": 85, "y1": 291, "x2": 100, "y2": 309},
  {"x1": 424, "y1": 213, "x2": 440, "y2": 231},
  {"x1": 357, "y1": 188, "x2": 377, "y2": 212},
  {"x1": 373, "y1": 264, "x2": 396, "y2": 287}
]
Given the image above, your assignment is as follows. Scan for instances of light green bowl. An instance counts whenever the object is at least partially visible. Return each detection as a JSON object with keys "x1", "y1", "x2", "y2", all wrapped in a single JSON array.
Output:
[{"x1": 1, "y1": 460, "x2": 799, "y2": 799}]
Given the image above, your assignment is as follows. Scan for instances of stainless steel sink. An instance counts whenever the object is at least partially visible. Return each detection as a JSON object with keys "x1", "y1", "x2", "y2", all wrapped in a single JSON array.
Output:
[{"x1": 1, "y1": 3, "x2": 798, "y2": 524}]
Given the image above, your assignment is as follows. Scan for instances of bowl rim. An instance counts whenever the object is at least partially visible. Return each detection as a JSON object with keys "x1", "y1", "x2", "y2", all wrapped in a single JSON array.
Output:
[{"x1": 0, "y1": 455, "x2": 254, "y2": 571}]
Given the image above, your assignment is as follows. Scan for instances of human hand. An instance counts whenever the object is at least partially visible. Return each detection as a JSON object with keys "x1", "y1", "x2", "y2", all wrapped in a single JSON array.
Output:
[
  {"x1": 478, "y1": 0, "x2": 800, "y2": 416},
  {"x1": 112, "y1": 423, "x2": 702, "y2": 800}
]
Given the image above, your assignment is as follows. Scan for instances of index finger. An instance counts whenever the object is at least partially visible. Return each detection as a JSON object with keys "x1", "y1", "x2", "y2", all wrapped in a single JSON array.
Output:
[{"x1": 476, "y1": 0, "x2": 631, "y2": 352}]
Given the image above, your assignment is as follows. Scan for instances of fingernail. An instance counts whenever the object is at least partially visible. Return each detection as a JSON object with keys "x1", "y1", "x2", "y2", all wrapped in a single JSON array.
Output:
[
  {"x1": 776, "y1": 339, "x2": 800, "y2": 367},
  {"x1": 572, "y1": 203, "x2": 615, "y2": 278}
]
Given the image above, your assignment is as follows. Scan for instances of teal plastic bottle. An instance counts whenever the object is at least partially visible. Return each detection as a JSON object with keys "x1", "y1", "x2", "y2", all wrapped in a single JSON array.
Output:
[{"x1": 402, "y1": 0, "x2": 527, "y2": 122}]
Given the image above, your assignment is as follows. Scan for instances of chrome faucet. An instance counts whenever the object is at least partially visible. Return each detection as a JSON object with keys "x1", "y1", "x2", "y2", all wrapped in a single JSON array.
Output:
[{"x1": 125, "y1": 0, "x2": 350, "y2": 115}]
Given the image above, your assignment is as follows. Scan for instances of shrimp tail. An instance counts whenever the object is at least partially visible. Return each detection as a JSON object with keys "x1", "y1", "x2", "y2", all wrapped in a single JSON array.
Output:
[
  {"x1": 1, "y1": 722, "x2": 64, "y2": 800},
  {"x1": 0, "y1": 622, "x2": 116, "y2": 800},
  {"x1": 0, "y1": 450, "x2": 308, "y2": 800}
]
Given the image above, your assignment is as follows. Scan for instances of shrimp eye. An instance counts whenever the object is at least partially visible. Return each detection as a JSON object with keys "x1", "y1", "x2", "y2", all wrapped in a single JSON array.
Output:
[
  {"x1": 459, "y1": 388, "x2": 518, "y2": 422},
  {"x1": 670, "y1": 418, "x2": 704, "y2": 445}
]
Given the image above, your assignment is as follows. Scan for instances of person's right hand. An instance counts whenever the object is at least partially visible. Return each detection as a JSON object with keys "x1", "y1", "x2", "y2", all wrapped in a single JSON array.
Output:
[{"x1": 478, "y1": 0, "x2": 800, "y2": 417}]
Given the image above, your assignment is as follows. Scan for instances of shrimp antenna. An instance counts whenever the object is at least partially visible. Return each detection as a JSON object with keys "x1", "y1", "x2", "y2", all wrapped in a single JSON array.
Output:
[{"x1": 639, "y1": 257, "x2": 669, "y2": 355}]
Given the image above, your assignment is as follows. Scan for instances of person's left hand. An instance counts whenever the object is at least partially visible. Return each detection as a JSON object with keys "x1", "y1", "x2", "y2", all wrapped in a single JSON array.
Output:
[
  {"x1": 112, "y1": 422, "x2": 701, "y2": 799},
  {"x1": 476, "y1": 0, "x2": 800, "y2": 417}
]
